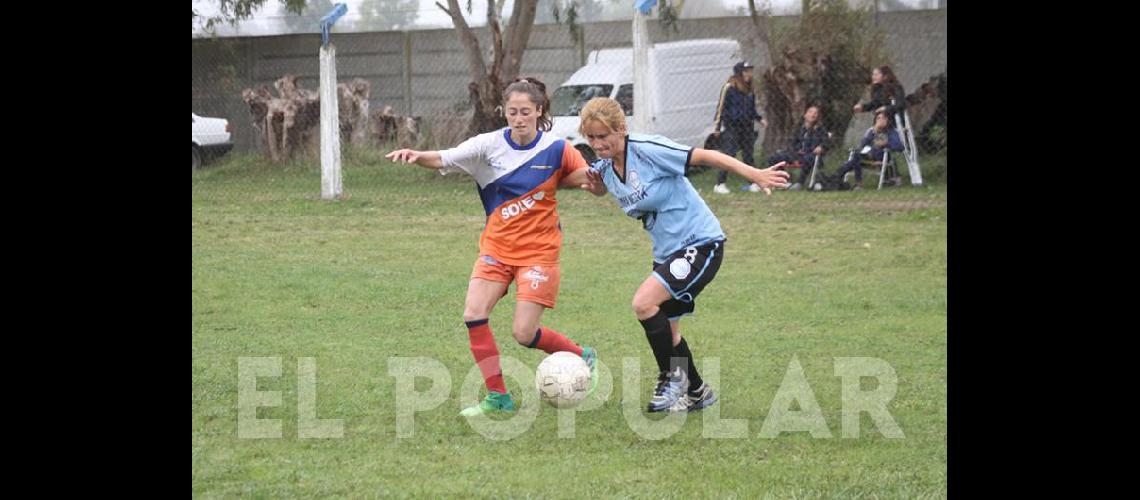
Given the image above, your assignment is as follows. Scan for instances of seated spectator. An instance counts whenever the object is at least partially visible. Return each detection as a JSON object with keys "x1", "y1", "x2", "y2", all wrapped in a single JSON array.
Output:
[
  {"x1": 836, "y1": 112, "x2": 904, "y2": 190},
  {"x1": 766, "y1": 105, "x2": 830, "y2": 191}
]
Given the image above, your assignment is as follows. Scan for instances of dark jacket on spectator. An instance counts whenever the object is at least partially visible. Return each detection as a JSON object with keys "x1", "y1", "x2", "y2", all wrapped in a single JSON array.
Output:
[
  {"x1": 793, "y1": 123, "x2": 830, "y2": 155},
  {"x1": 858, "y1": 126, "x2": 905, "y2": 158},
  {"x1": 714, "y1": 83, "x2": 763, "y2": 130},
  {"x1": 859, "y1": 82, "x2": 907, "y2": 125}
]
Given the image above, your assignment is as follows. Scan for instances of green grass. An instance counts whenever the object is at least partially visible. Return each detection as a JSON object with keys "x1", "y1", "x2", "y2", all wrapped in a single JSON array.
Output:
[{"x1": 193, "y1": 149, "x2": 947, "y2": 498}]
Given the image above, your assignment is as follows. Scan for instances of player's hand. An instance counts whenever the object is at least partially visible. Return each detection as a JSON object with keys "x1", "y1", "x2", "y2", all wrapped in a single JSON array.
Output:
[
  {"x1": 752, "y1": 161, "x2": 791, "y2": 196},
  {"x1": 760, "y1": 118, "x2": 769, "y2": 129},
  {"x1": 582, "y1": 169, "x2": 607, "y2": 196},
  {"x1": 853, "y1": 103, "x2": 863, "y2": 112},
  {"x1": 814, "y1": 146, "x2": 824, "y2": 155},
  {"x1": 385, "y1": 149, "x2": 422, "y2": 164}
]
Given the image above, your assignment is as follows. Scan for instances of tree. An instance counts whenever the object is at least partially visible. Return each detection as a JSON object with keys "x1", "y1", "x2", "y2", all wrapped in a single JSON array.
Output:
[
  {"x1": 193, "y1": 0, "x2": 306, "y2": 34},
  {"x1": 747, "y1": 0, "x2": 889, "y2": 155},
  {"x1": 542, "y1": 1, "x2": 608, "y2": 47},
  {"x1": 280, "y1": 0, "x2": 336, "y2": 32},
  {"x1": 436, "y1": 0, "x2": 539, "y2": 135},
  {"x1": 438, "y1": 0, "x2": 681, "y2": 135}
]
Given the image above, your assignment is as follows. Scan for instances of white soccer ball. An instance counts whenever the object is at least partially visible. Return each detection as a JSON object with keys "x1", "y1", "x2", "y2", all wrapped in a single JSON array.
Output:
[{"x1": 534, "y1": 351, "x2": 591, "y2": 408}]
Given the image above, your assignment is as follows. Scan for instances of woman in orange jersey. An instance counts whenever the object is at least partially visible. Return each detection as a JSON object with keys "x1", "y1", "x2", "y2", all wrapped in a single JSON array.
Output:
[{"x1": 386, "y1": 77, "x2": 607, "y2": 416}]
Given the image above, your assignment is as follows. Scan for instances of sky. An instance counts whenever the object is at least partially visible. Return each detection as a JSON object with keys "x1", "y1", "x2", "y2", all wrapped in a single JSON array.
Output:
[{"x1": 192, "y1": 0, "x2": 945, "y2": 38}]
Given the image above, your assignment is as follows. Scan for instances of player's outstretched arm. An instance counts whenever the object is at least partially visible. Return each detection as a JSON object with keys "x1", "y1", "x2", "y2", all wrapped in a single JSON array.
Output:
[
  {"x1": 690, "y1": 148, "x2": 790, "y2": 195},
  {"x1": 385, "y1": 149, "x2": 444, "y2": 170}
]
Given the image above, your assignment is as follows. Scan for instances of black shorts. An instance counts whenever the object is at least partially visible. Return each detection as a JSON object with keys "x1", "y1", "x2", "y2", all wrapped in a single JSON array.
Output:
[{"x1": 651, "y1": 239, "x2": 725, "y2": 320}]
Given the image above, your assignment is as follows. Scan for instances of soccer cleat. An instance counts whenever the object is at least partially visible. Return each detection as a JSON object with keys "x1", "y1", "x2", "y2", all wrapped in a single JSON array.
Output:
[
  {"x1": 647, "y1": 367, "x2": 689, "y2": 412},
  {"x1": 788, "y1": 182, "x2": 802, "y2": 191},
  {"x1": 581, "y1": 346, "x2": 599, "y2": 396},
  {"x1": 459, "y1": 391, "x2": 517, "y2": 417},
  {"x1": 667, "y1": 382, "x2": 718, "y2": 412},
  {"x1": 713, "y1": 183, "x2": 731, "y2": 194},
  {"x1": 748, "y1": 183, "x2": 762, "y2": 192}
]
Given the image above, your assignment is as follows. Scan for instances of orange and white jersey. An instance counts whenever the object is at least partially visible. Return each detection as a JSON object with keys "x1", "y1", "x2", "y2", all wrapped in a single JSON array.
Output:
[{"x1": 439, "y1": 128, "x2": 587, "y2": 266}]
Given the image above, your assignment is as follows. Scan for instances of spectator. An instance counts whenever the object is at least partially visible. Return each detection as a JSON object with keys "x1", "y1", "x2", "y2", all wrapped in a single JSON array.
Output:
[
  {"x1": 854, "y1": 65, "x2": 907, "y2": 129},
  {"x1": 712, "y1": 61, "x2": 768, "y2": 194},
  {"x1": 836, "y1": 112, "x2": 904, "y2": 190},
  {"x1": 766, "y1": 105, "x2": 830, "y2": 191}
]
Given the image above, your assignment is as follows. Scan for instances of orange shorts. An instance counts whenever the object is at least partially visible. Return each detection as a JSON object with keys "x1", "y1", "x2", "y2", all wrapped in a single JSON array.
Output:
[{"x1": 470, "y1": 255, "x2": 561, "y2": 308}]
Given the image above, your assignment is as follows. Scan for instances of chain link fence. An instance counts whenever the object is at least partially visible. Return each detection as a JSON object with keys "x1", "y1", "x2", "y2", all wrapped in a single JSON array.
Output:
[{"x1": 192, "y1": 2, "x2": 945, "y2": 204}]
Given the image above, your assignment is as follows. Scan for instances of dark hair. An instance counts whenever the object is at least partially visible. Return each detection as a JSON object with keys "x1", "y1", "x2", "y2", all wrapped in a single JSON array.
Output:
[
  {"x1": 874, "y1": 111, "x2": 892, "y2": 127},
  {"x1": 503, "y1": 76, "x2": 552, "y2": 131},
  {"x1": 877, "y1": 65, "x2": 899, "y2": 86},
  {"x1": 872, "y1": 65, "x2": 902, "y2": 102}
]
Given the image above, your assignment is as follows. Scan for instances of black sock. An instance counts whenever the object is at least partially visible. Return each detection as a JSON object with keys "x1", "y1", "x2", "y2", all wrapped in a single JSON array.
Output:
[
  {"x1": 674, "y1": 337, "x2": 704, "y2": 391},
  {"x1": 639, "y1": 309, "x2": 675, "y2": 374}
]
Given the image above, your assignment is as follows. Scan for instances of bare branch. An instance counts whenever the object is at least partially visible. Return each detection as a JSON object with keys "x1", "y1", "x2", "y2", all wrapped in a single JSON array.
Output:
[
  {"x1": 503, "y1": 0, "x2": 537, "y2": 79},
  {"x1": 441, "y1": 0, "x2": 488, "y2": 83},
  {"x1": 489, "y1": 0, "x2": 505, "y2": 83},
  {"x1": 748, "y1": 0, "x2": 773, "y2": 68}
]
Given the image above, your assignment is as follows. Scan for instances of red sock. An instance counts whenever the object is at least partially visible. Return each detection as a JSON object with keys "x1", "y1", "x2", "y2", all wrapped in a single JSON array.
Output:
[
  {"x1": 466, "y1": 319, "x2": 506, "y2": 394},
  {"x1": 530, "y1": 326, "x2": 584, "y2": 356}
]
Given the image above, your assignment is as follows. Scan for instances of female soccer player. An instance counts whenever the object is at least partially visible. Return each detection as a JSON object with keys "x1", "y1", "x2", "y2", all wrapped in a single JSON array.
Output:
[
  {"x1": 576, "y1": 97, "x2": 789, "y2": 412},
  {"x1": 386, "y1": 77, "x2": 606, "y2": 416}
]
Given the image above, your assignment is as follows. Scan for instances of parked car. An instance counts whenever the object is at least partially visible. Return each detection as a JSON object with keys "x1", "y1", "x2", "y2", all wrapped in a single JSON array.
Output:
[{"x1": 192, "y1": 113, "x2": 234, "y2": 170}]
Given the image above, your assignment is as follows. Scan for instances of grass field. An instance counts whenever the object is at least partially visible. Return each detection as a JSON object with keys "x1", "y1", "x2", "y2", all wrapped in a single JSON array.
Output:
[{"x1": 192, "y1": 148, "x2": 947, "y2": 498}]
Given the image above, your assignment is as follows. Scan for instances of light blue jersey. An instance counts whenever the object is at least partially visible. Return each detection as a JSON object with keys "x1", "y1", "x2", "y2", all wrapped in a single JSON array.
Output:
[{"x1": 593, "y1": 133, "x2": 725, "y2": 262}]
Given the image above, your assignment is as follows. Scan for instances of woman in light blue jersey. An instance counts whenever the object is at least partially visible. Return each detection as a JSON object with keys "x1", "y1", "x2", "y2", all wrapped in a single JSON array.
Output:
[{"x1": 577, "y1": 97, "x2": 789, "y2": 413}]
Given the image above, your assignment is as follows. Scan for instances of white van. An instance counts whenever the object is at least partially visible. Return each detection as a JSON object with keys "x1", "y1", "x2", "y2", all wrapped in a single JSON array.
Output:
[{"x1": 548, "y1": 38, "x2": 742, "y2": 162}]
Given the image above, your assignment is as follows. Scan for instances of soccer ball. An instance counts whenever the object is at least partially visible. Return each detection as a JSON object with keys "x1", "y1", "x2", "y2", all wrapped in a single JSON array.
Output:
[{"x1": 534, "y1": 351, "x2": 591, "y2": 408}]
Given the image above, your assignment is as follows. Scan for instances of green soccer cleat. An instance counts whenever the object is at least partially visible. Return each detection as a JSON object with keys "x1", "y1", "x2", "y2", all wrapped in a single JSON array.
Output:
[
  {"x1": 581, "y1": 346, "x2": 599, "y2": 397},
  {"x1": 459, "y1": 391, "x2": 517, "y2": 417}
]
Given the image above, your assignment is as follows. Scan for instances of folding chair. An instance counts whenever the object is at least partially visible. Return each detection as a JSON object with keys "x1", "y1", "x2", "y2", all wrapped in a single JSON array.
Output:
[{"x1": 842, "y1": 149, "x2": 894, "y2": 190}]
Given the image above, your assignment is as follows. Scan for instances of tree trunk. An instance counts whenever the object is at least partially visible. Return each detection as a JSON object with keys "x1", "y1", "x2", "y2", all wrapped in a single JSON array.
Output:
[
  {"x1": 503, "y1": 0, "x2": 537, "y2": 79},
  {"x1": 439, "y1": 0, "x2": 504, "y2": 136},
  {"x1": 759, "y1": 48, "x2": 809, "y2": 156},
  {"x1": 760, "y1": 48, "x2": 867, "y2": 157},
  {"x1": 746, "y1": 0, "x2": 890, "y2": 162},
  {"x1": 747, "y1": 0, "x2": 773, "y2": 69},
  {"x1": 439, "y1": 0, "x2": 540, "y2": 137}
]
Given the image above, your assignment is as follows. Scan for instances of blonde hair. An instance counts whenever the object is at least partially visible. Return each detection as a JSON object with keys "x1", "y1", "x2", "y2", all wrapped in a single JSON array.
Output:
[
  {"x1": 726, "y1": 74, "x2": 751, "y2": 93},
  {"x1": 577, "y1": 97, "x2": 626, "y2": 136}
]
